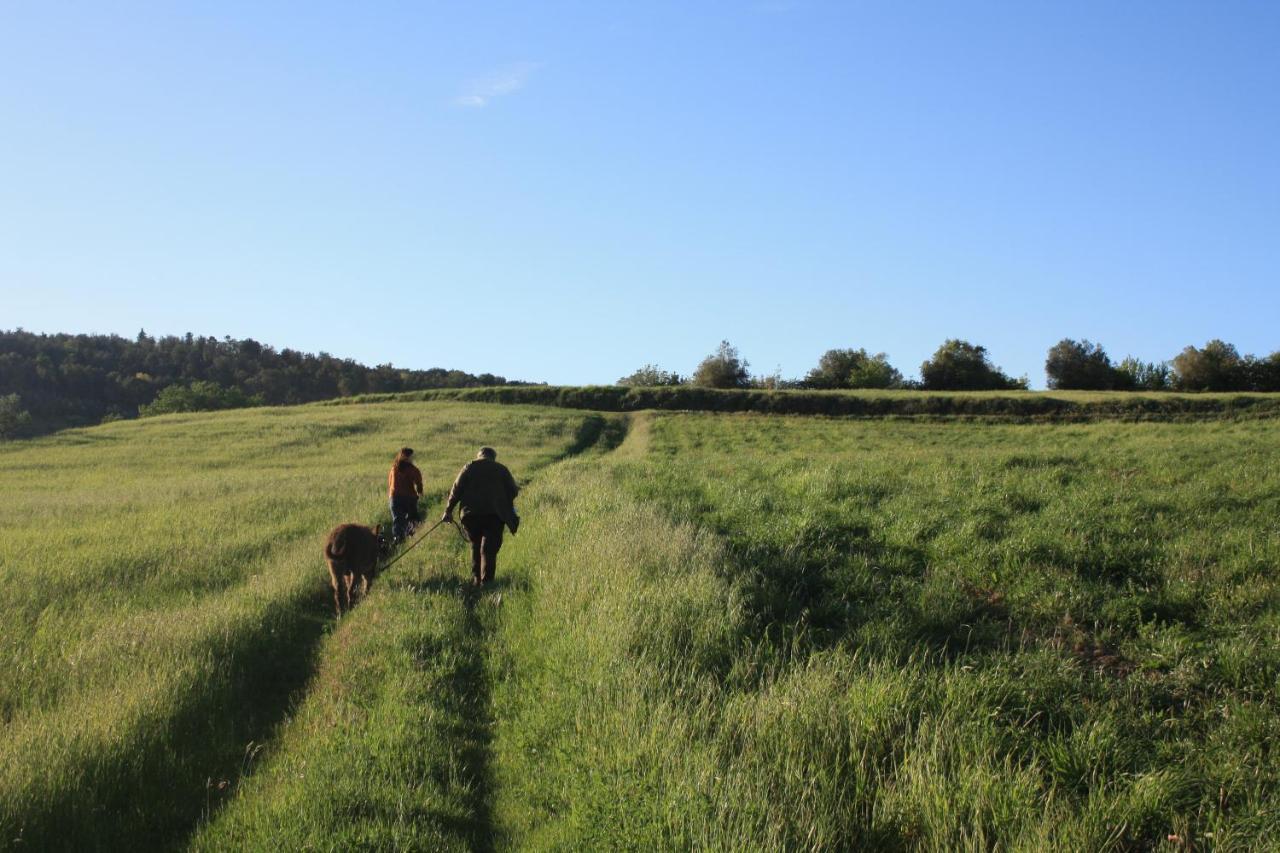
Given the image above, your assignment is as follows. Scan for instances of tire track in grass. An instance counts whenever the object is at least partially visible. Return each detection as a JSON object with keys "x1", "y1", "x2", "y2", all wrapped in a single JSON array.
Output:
[
  {"x1": 405, "y1": 574, "x2": 501, "y2": 852},
  {"x1": 192, "y1": 414, "x2": 628, "y2": 849},
  {"x1": 406, "y1": 415, "x2": 628, "y2": 847}
]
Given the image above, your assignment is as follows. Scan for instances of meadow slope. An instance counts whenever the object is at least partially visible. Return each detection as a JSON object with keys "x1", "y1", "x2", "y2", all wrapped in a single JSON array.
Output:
[
  {"x1": 0, "y1": 402, "x2": 597, "y2": 849},
  {"x1": 490, "y1": 413, "x2": 1280, "y2": 849},
  {"x1": 3, "y1": 402, "x2": 1277, "y2": 850}
]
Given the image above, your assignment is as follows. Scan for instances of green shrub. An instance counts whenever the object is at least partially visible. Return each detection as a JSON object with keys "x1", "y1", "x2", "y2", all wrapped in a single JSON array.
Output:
[
  {"x1": 1172, "y1": 340, "x2": 1245, "y2": 391},
  {"x1": 1045, "y1": 339, "x2": 1118, "y2": 390},
  {"x1": 691, "y1": 341, "x2": 750, "y2": 388},
  {"x1": 616, "y1": 364, "x2": 684, "y2": 386},
  {"x1": 1115, "y1": 357, "x2": 1172, "y2": 391},
  {"x1": 920, "y1": 340, "x2": 1026, "y2": 390},
  {"x1": 805, "y1": 348, "x2": 904, "y2": 389},
  {"x1": 138, "y1": 381, "x2": 263, "y2": 416},
  {"x1": 0, "y1": 393, "x2": 32, "y2": 439}
]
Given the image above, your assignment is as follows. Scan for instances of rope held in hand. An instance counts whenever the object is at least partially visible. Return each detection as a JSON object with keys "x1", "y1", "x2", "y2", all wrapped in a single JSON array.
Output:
[{"x1": 378, "y1": 517, "x2": 461, "y2": 574}]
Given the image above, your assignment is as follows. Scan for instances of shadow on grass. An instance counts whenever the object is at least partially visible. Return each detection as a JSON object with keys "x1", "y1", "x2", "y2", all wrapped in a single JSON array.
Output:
[
  {"x1": 432, "y1": 606, "x2": 498, "y2": 852},
  {"x1": 401, "y1": 575, "x2": 504, "y2": 851},
  {"x1": 721, "y1": 523, "x2": 1033, "y2": 675},
  {"x1": 561, "y1": 413, "x2": 629, "y2": 459},
  {"x1": 12, "y1": 584, "x2": 334, "y2": 851}
]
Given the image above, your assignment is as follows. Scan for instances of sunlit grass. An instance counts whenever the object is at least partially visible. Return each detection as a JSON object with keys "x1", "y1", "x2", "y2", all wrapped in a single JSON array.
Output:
[
  {"x1": 4, "y1": 402, "x2": 1277, "y2": 850},
  {"x1": 0, "y1": 402, "x2": 592, "y2": 848},
  {"x1": 490, "y1": 413, "x2": 1280, "y2": 849}
]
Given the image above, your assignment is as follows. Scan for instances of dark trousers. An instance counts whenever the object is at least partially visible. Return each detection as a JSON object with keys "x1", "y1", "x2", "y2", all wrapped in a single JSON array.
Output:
[
  {"x1": 462, "y1": 513, "x2": 504, "y2": 583},
  {"x1": 390, "y1": 495, "x2": 419, "y2": 542}
]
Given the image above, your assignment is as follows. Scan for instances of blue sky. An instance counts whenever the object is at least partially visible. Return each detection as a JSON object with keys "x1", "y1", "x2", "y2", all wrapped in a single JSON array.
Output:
[{"x1": 2, "y1": 2, "x2": 1277, "y2": 386}]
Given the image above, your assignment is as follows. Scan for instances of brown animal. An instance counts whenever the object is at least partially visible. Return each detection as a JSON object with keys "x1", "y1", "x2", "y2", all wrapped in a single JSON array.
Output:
[{"x1": 323, "y1": 523, "x2": 387, "y2": 617}]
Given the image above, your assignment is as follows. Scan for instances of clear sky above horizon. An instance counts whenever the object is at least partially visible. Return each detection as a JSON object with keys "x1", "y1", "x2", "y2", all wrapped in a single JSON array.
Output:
[{"x1": 3, "y1": 2, "x2": 1277, "y2": 387}]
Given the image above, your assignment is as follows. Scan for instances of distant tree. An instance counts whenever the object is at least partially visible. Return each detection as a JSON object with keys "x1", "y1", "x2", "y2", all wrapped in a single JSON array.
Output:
[
  {"x1": 1238, "y1": 352, "x2": 1280, "y2": 392},
  {"x1": 617, "y1": 364, "x2": 684, "y2": 387},
  {"x1": 805, "y1": 348, "x2": 904, "y2": 390},
  {"x1": 691, "y1": 341, "x2": 751, "y2": 389},
  {"x1": 1114, "y1": 357, "x2": 1171, "y2": 391},
  {"x1": 0, "y1": 393, "x2": 32, "y2": 439},
  {"x1": 920, "y1": 339, "x2": 1026, "y2": 390},
  {"x1": 748, "y1": 365, "x2": 792, "y2": 390},
  {"x1": 1172, "y1": 340, "x2": 1244, "y2": 391},
  {"x1": 1044, "y1": 339, "x2": 1117, "y2": 390},
  {"x1": 138, "y1": 381, "x2": 263, "y2": 416}
]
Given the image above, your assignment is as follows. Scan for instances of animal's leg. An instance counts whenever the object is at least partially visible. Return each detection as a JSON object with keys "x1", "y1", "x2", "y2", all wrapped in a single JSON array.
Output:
[
  {"x1": 340, "y1": 573, "x2": 354, "y2": 616},
  {"x1": 329, "y1": 567, "x2": 345, "y2": 617}
]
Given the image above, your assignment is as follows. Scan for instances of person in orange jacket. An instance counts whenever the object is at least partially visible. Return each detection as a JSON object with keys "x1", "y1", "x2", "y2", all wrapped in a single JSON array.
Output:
[{"x1": 388, "y1": 447, "x2": 423, "y2": 543}]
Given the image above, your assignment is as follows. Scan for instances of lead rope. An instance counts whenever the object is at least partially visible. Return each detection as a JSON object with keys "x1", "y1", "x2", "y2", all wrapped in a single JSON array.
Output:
[
  {"x1": 380, "y1": 515, "x2": 473, "y2": 575},
  {"x1": 380, "y1": 518, "x2": 450, "y2": 573}
]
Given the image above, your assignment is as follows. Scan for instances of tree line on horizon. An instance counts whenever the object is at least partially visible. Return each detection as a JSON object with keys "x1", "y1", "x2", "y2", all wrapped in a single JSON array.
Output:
[
  {"x1": 4, "y1": 329, "x2": 1279, "y2": 442},
  {"x1": 618, "y1": 338, "x2": 1280, "y2": 393},
  {"x1": 0, "y1": 329, "x2": 525, "y2": 439}
]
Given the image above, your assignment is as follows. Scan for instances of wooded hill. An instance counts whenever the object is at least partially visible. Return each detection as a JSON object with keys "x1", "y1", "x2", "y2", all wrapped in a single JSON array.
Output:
[{"x1": 0, "y1": 329, "x2": 524, "y2": 437}]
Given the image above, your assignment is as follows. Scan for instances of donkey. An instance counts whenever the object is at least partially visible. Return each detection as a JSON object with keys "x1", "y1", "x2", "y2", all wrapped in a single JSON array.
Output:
[{"x1": 323, "y1": 523, "x2": 387, "y2": 617}]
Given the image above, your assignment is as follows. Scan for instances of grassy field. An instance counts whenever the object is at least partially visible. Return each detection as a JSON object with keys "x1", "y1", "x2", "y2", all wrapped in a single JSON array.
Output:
[
  {"x1": 490, "y1": 414, "x2": 1279, "y2": 849},
  {"x1": 0, "y1": 402, "x2": 599, "y2": 849},
  {"x1": 3, "y1": 400, "x2": 1278, "y2": 850}
]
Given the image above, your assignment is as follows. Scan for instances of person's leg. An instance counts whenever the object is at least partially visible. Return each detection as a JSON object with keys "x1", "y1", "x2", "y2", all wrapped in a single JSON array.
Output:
[
  {"x1": 462, "y1": 516, "x2": 484, "y2": 584},
  {"x1": 405, "y1": 496, "x2": 419, "y2": 537},
  {"x1": 481, "y1": 516, "x2": 504, "y2": 584},
  {"x1": 390, "y1": 497, "x2": 407, "y2": 542}
]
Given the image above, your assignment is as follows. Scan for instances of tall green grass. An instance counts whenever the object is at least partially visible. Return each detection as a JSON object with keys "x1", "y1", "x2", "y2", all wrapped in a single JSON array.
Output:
[
  {"x1": 0, "y1": 402, "x2": 592, "y2": 849},
  {"x1": 488, "y1": 413, "x2": 1280, "y2": 849},
  {"x1": 4, "y1": 403, "x2": 1277, "y2": 850}
]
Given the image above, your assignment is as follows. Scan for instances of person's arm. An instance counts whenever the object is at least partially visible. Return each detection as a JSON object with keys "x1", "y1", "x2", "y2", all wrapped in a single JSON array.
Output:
[
  {"x1": 504, "y1": 467, "x2": 519, "y2": 501},
  {"x1": 413, "y1": 466, "x2": 423, "y2": 497},
  {"x1": 442, "y1": 465, "x2": 468, "y2": 520}
]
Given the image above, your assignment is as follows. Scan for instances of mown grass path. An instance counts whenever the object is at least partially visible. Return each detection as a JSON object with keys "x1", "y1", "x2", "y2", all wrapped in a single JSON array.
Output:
[
  {"x1": 189, "y1": 414, "x2": 625, "y2": 849},
  {"x1": 0, "y1": 402, "x2": 594, "y2": 851},
  {"x1": 191, "y1": 542, "x2": 506, "y2": 850}
]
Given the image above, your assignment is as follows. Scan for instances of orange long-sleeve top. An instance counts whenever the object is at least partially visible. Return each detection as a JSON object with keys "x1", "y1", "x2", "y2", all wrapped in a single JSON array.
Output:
[{"x1": 388, "y1": 461, "x2": 423, "y2": 498}]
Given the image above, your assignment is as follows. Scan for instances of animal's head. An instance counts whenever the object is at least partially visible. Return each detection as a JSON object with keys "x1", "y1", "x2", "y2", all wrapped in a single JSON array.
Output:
[{"x1": 373, "y1": 524, "x2": 391, "y2": 560}]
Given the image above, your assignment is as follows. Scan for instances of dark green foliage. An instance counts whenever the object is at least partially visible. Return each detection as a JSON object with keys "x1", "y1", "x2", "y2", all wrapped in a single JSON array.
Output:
[
  {"x1": 337, "y1": 385, "x2": 1280, "y2": 421},
  {"x1": 691, "y1": 341, "x2": 751, "y2": 389},
  {"x1": 0, "y1": 393, "x2": 33, "y2": 440},
  {"x1": 1242, "y1": 352, "x2": 1280, "y2": 392},
  {"x1": 1173, "y1": 339, "x2": 1244, "y2": 391},
  {"x1": 616, "y1": 364, "x2": 684, "y2": 387},
  {"x1": 138, "y1": 381, "x2": 263, "y2": 416},
  {"x1": 1045, "y1": 339, "x2": 1118, "y2": 390},
  {"x1": 804, "y1": 348, "x2": 903, "y2": 389},
  {"x1": 0, "y1": 329, "x2": 522, "y2": 436},
  {"x1": 920, "y1": 339, "x2": 1027, "y2": 390},
  {"x1": 1171, "y1": 341, "x2": 1280, "y2": 392},
  {"x1": 1115, "y1": 357, "x2": 1172, "y2": 391}
]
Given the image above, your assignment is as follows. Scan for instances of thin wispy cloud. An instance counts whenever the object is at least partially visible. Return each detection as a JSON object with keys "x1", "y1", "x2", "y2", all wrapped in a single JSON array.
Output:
[{"x1": 455, "y1": 62, "x2": 543, "y2": 108}]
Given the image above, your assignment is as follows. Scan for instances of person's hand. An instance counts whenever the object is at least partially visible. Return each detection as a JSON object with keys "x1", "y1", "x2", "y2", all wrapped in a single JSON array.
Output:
[{"x1": 441, "y1": 510, "x2": 453, "y2": 523}]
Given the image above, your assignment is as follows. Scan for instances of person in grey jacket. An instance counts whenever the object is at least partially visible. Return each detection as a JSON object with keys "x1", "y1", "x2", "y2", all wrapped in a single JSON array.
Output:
[{"x1": 442, "y1": 446, "x2": 519, "y2": 586}]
